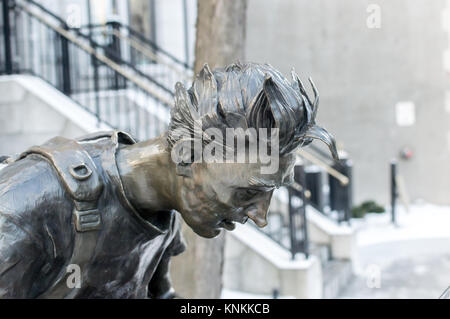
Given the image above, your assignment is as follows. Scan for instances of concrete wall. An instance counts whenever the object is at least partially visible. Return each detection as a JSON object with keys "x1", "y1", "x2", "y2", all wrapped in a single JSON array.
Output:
[
  {"x1": 223, "y1": 224, "x2": 323, "y2": 298},
  {"x1": 0, "y1": 75, "x2": 109, "y2": 156},
  {"x1": 246, "y1": 0, "x2": 450, "y2": 205}
]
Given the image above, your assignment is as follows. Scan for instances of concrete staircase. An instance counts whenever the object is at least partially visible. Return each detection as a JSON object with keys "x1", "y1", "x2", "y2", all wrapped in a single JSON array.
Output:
[{"x1": 309, "y1": 242, "x2": 354, "y2": 299}]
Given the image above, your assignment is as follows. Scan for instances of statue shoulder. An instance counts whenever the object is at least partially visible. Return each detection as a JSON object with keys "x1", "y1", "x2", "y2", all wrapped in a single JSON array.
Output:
[
  {"x1": 0, "y1": 131, "x2": 136, "y2": 232},
  {"x1": 0, "y1": 135, "x2": 106, "y2": 221},
  {"x1": 0, "y1": 154, "x2": 65, "y2": 211},
  {"x1": 17, "y1": 136, "x2": 104, "y2": 206}
]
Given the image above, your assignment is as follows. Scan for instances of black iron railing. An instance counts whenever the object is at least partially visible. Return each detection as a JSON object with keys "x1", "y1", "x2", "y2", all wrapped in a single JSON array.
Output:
[
  {"x1": 1, "y1": 0, "x2": 172, "y2": 141},
  {"x1": 287, "y1": 164, "x2": 310, "y2": 258},
  {"x1": 21, "y1": 0, "x2": 179, "y2": 98},
  {"x1": 257, "y1": 147, "x2": 353, "y2": 258},
  {"x1": 75, "y1": 21, "x2": 193, "y2": 96},
  {"x1": 304, "y1": 145, "x2": 353, "y2": 224},
  {"x1": 251, "y1": 164, "x2": 310, "y2": 259}
]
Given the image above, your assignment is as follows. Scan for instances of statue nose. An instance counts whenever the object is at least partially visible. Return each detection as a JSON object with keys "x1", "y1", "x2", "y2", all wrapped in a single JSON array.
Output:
[
  {"x1": 246, "y1": 191, "x2": 273, "y2": 228},
  {"x1": 247, "y1": 208, "x2": 268, "y2": 228}
]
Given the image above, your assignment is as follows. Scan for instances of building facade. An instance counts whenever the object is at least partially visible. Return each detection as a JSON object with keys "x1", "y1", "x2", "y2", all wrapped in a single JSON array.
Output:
[{"x1": 246, "y1": 0, "x2": 450, "y2": 205}]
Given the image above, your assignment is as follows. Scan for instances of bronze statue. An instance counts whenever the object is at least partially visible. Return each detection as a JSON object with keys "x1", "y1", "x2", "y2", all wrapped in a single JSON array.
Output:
[{"x1": 0, "y1": 62, "x2": 337, "y2": 298}]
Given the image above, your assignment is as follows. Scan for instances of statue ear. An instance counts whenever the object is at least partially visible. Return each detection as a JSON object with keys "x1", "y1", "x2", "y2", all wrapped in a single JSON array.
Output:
[
  {"x1": 172, "y1": 139, "x2": 193, "y2": 177},
  {"x1": 172, "y1": 138, "x2": 202, "y2": 178},
  {"x1": 176, "y1": 161, "x2": 193, "y2": 178}
]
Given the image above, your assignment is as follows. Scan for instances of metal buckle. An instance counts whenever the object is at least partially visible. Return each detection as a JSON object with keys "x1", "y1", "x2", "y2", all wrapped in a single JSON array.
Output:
[
  {"x1": 69, "y1": 163, "x2": 92, "y2": 181},
  {"x1": 74, "y1": 209, "x2": 101, "y2": 232}
]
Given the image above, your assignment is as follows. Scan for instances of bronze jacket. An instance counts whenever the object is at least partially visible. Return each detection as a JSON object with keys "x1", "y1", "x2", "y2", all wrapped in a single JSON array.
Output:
[{"x1": 0, "y1": 131, "x2": 185, "y2": 298}]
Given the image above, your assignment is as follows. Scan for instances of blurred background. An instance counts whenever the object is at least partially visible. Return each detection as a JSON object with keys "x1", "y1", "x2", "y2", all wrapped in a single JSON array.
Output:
[{"x1": 1, "y1": 0, "x2": 450, "y2": 299}]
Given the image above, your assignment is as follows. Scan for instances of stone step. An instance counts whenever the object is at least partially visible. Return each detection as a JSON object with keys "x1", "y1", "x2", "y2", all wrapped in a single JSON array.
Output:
[
  {"x1": 322, "y1": 259, "x2": 354, "y2": 299},
  {"x1": 309, "y1": 243, "x2": 331, "y2": 266}
]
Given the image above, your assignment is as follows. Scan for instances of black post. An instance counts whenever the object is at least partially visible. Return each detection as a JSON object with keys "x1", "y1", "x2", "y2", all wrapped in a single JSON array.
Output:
[
  {"x1": 298, "y1": 166, "x2": 309, "y2": 259},
  {"x1": 390, "y1": 160, "x2": 397, "y2": 225},
  {"x1": 342, "y1": 159, "x2": 353, "y2": 223},
  {"x1": 86, "y1": 0, "x2": 100, "y2": 124},
  {"x1": 92, "y1": 54, "x2": 100, "y2": 125},
  {"x1": 288, "y1": 187, "x2": 297, "y2": 260},
  {"x1": 3, "y1": 0, "x2": 13, "y2": 74},
  {"x1": 60, "y1": 25, "x2": 71, "y2": 95},
  {"x1": 272, "y1": 289, "x2": 279, "y2": 299},
  {"x1": 106, "y1": 20, "x2": 122, "y2": 64},
  {"x1": 329, "y1": 156, "x2": 353, "y2": 223},
  {"x1": 107, "y1": 20, "x2": 123, "y2": 90},
  {"x1": 288, "y1": 164, "x2": 309, "y2": 259},
  {"x1": 305, "y1": 167, "x2": 324, "y2": 212}
]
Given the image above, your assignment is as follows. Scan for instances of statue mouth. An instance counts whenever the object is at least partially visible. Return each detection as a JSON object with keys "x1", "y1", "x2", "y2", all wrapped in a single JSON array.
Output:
[{"x1": 219, "y1": 219, "x2": 236, "y2": 231}]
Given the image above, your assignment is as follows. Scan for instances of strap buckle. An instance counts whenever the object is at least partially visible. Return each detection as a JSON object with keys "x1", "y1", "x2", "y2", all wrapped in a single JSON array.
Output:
[{"x1": 74, "y1": 209, "x2": 102, "y2": 232}]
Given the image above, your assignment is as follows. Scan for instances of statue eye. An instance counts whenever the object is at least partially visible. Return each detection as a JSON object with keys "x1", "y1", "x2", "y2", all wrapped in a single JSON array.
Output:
[{"x1": 235, "y1": 188, "x2": 261, "y2": 202}]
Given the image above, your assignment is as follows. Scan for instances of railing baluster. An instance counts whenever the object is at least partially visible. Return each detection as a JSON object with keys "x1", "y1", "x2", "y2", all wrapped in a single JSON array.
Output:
[
  {"x1": 3, "y1": 0, "x2": 13, "y2": 74},
  {"x1": 60, "y1": 23, "x2": 71, "y2": 95},
  {"x1": 288, "y1": 164, "x2": 309, "y2": 259}
]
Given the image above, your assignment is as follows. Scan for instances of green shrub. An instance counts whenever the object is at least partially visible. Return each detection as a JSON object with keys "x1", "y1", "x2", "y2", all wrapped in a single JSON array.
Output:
[
  {"x1": 351, "y1": 200, "x2": 385, "y2": 218},
  {"x1": 351, "y1": 206, "x2": 366, "y2": 218}
]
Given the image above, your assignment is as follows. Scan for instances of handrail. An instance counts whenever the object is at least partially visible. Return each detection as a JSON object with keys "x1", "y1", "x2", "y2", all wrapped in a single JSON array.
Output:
[
  {"x1": 18, "y1": 1, "x2": 174, "y2": 108},
  {"x1": 74, "y1": 28, "x2": 176, "y2": 96},
  {"x1": 110, "y1": 28, "x2": 192, "y2": 82},
  {"x1": 76, "y1": 22, "x2": 191, "y2": 70},
  {"x1": 25, "y1": 0, "x2": 175, "y2": 96},
  {"x1": 297, "y1": 149, "x2": 349, "y2": 186},
  {"x1": 290, "y1": 182, "x2": 311, "y2": 199},
  {"x1": 123, "y1": 24, "x2": 192, "y2": 69},
  {"x1": 24, "y1": 0, "x2": 66, "y2": 25}
]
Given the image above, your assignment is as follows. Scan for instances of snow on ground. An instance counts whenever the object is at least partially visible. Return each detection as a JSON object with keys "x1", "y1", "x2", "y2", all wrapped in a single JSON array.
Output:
[
  {"x1": 339, "y1": 202, "x2": 450, "y2": 298},
  {"x1": 352, "y1": 202, "x2": 450, "y2": 247},
  {"x1": 221, "y1": 202, "x2": 450, "y2": 298}
]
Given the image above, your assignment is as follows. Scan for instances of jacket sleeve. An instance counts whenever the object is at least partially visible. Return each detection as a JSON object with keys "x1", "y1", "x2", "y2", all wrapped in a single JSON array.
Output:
[
  {"x1": 148, "y1": 228, "x2": 186, "y2": 299},
  {"x1": 0, "y1": 214, "x2": 47, "y2": 298}
]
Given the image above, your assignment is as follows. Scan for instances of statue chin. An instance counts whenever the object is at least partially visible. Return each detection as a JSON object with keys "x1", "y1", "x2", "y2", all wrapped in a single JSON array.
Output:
[{"x1": 191, "y1": 226, "x2": 222, "y2": 239}]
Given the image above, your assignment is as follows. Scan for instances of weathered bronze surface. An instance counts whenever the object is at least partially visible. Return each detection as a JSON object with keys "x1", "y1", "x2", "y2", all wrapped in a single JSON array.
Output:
[{"x1": 0, "y1": 62, "x2": 337, "y2": 298}]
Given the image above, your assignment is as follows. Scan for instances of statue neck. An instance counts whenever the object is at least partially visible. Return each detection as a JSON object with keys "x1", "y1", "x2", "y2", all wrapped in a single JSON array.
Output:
[{"x1": 115, "y1": 135, "x2": 181, "y2": 217}]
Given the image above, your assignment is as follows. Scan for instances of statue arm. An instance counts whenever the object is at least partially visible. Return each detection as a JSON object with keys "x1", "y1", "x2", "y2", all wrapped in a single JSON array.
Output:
[
  {"x1": 148, "y1": 255, "x2": 176, "y2": 299},
  {"x1": 0, "y1": 214, "x2": 45, "y2": 298},
  {"x1": 148, "y1": 228, "x2": 186, "y2": 299}
]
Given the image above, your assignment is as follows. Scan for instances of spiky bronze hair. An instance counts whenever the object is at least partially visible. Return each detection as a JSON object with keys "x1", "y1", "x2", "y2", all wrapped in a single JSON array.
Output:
[{"x1": 167, "y1": 62, "x2": 338, "y2": 159}]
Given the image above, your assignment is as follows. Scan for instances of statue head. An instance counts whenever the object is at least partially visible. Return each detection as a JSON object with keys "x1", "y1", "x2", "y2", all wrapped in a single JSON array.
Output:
[{"x1": 167, "y1": 62, "x2": 337, "y2": 238}]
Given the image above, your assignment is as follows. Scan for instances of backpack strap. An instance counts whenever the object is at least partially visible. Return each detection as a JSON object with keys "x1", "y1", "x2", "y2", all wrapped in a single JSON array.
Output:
[
  {"x1": 77, "y1": 130, "x2": 137, "y2": 145},
  {"x1": 19, "y1": 136, "x2": 104, "y2": 232},
  {"x1": 18, "y1": 136, "x2": 105, "y2": 298}
]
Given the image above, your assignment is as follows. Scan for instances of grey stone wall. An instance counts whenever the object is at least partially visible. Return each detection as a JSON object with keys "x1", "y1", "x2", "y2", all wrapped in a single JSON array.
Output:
[
  {"x1": 0, "y1": 76, "x2": 107, "y2": 156},
  {"x1": 246, "y1": 0, "x2": 450, "y2": 205}
]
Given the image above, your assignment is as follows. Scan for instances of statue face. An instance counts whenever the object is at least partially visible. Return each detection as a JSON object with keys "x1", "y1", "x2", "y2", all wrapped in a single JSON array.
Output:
[{"x1": 178, "y1": 153, "x2": 296, "y2": 238}]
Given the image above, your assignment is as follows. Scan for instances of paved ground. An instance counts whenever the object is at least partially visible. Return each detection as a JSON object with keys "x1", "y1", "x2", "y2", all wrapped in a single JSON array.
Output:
[
  {"x1": 339, "y1": 237, "x2": 450, "y2": 299},
  {"x1": 338, "y1": 205, "x2": 450, "y2": 299}
]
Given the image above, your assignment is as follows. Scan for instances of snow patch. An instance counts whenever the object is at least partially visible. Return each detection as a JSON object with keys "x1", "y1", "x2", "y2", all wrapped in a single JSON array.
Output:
[{"x1": 353, "y1": 203, "x2": 450, "y2": 247}]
